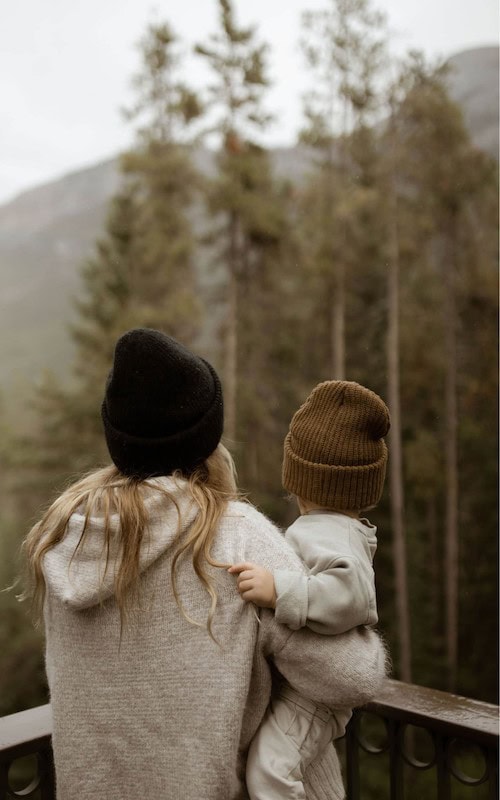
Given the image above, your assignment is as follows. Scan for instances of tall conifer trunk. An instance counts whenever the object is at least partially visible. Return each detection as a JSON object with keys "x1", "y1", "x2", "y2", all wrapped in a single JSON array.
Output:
[
  {"x1": 386, "y1": 177, "x2": 412, "y2": 682},
  {"x1": 444, "y1": 214, "x2": 459, "y2": 691},
  {"x1": 195, "y1": 0, "x2": 270, "y2": 448},
  {"x1": 331, "y1": 262, "x2": 346, "y2": 379},
  {"x1": 300, "y1": 0, "x2": 387, "y2": 384},
  {"x1": 330, "y1": 135, "x2": 346, "y2": 381},
  {"x1": 225, "y1": 211, "x2": 239, "y2": 444}
]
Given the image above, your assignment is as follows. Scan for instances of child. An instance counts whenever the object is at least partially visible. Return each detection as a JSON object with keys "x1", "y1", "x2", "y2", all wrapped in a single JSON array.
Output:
[{"x1": 229, "y1": 379, "x2": 390, "y2": 800}]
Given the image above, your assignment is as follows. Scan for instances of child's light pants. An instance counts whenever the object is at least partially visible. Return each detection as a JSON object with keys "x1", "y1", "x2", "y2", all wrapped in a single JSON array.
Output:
[{"x1": 246, "y1": 684, "x2": 337, "y2": 800}]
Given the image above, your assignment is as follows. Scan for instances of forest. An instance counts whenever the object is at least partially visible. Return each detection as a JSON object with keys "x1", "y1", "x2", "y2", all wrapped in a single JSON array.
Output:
[{"x1": 0, "y1": 0, "x2": 498, "y2": 731}]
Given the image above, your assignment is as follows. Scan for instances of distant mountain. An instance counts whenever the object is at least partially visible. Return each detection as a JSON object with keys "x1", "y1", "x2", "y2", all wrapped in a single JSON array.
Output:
[
  {"x1": 0, "y1": 159, "x2": 120, "y2": 409},
  {"x1": 0, "y1": 46, "x2": 497, "y2": 420},
  {"x1": 0, "y1": 146, "x2": 313, "y2": 415},
  {"x1": 446, "y1": 46, "x2": 498, "y2": 159}
]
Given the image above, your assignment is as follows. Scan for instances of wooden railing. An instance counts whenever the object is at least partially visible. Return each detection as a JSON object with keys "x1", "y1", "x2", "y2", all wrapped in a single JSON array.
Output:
[
  {"x1": 345, "y1": 680, "x2": 499, "y2": 799},
  {"x1": 0, "y1": 680, "x2": 498, "y2": 798},
  {"x1": 0, "y1": 704, "x2": 53, "y2": 799}
]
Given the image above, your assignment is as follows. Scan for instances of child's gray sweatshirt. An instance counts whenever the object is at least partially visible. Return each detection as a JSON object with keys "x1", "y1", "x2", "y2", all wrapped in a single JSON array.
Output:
[{"x1": 274, "y1": 511, "x2": 378, "y2": 634}]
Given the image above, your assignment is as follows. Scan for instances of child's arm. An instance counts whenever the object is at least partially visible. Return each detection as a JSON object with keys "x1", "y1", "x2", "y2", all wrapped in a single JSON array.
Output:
[
  {"x1": 273, "y1": 555, "x2": 377, "y2": 634},
  {"x1": 229, "y1": 556, "x2": 377, "y2": 635}
]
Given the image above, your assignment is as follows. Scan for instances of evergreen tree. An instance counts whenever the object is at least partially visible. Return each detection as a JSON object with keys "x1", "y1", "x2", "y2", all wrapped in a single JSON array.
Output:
[
  {"x1": 299, "y1": 0, "x2": 387, "y2": 378},
  {"x1": 26, "y1": 187, "x2": 142, "y2": 493},
  {"x1": 195, "y1": 0, "x2": 272, "y2": 444},
  {"x1": 7, "y1": 20, "x2": 205, "y2": 712},
  {"x1": 15, "y1": 21, "x2": 202, "y2": 503},
  {"x1": 120, "y1": 21, "x2": 202, "y2": 342},
  {"x1": 381, "y1": 55, "x2": 498, "y2": 698},
  {"x1": 230, "y1": 147, "x2": 303, "y2": 513},
  {"x1": 377, "y1": 66, "x2": 418, "y2": 685}
]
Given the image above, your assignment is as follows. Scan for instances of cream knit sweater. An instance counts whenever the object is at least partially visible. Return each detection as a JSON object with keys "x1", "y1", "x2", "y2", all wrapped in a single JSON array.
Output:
[{"x1": 43, "y1": 477, "x2": 388, "y2": 800}]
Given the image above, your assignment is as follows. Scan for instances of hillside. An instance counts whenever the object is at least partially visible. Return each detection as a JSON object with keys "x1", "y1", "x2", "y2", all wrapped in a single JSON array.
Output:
[
  {"x1": 0, "y1": 46, "x2": 497, "y2": 418},
  {"x1": 446, "y1": 46, "x2": 498, "y2": 159}
]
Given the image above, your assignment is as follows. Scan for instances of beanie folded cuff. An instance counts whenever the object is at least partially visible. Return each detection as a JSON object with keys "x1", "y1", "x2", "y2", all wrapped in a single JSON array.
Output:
[{"x1": 282, "y1": 437, "x2": 388, "y2": 511}]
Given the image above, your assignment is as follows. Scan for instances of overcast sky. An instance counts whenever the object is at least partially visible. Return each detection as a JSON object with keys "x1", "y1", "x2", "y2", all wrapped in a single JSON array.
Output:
[{"x1": 1, "y1": 0, "x2": 498, "y2": 205}]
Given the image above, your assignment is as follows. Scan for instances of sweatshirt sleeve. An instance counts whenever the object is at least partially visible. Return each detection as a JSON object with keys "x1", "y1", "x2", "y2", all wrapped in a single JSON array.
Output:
[
  {"x1": 230, "y1": 506, "x2": 388, "y2": 710},
  {"x1": 273, "y1": 515, "x2": 378, "y2": 634},
  {"x1": 274, "y1": 554, "x2": 378, "y2": 634}
]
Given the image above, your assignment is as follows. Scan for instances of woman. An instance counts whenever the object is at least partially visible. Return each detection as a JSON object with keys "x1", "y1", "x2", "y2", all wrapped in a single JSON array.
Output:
[{"x1": 25, "y1": 328, "x2": 387, "y2": 800}]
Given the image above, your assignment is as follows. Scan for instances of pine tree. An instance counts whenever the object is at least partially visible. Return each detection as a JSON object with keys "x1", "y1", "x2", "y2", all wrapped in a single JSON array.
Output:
[
  {"x1": 230, "y1": 146, "x2": 303, "y2": 512},
  {"x1": 16, "y1": 20, "x2": 202, "y2": 501},
  {"x1": 299, "y1": 0, "x2": 387, "y2": 378},
  {"x1": 195, "y1": 0, "x2": 272, "y2": 444},
  {"x1": 381, "y1": 83, "x2": 412, "y2": 683},
  {"x1": 120, "y1": 21, "x2": 202, "y2": 342},
  {"x1": 384, "y1": 54, "x2": 498, "y2": 696}
]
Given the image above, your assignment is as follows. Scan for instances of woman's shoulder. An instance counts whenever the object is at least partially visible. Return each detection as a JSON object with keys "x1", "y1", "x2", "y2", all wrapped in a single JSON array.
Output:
[
  {"x1": 218, "y1": 501, "x2": 304, "y2": 573},
  {"x1": 224, "y1": 499, "x2": 276, "y2": 524},
  {"x1": 222, "y1": 500, "x2": 282, "y2": 540}
]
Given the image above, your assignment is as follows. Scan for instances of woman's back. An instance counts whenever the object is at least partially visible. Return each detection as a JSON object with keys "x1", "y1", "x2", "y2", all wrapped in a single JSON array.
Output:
[
  {"x1": 43, "y1": 480, "x2": 384, "y2": 800},
  {"x1": 27, "y1": 329, "x2": 387, "y2": 800},
  {"x1": 44, "y1": 483, "x2": 273, "y2": 799}
]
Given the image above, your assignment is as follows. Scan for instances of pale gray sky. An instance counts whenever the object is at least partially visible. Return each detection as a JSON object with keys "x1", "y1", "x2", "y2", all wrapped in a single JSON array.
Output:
[{"x1": 1, "y1": 0, "x2": 498, "y2": 204}]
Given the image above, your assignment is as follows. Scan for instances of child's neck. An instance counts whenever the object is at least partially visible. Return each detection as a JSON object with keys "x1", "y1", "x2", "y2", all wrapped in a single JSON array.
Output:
[{"x1": 297, "y1": 498, "x2": 360, "y2": 519}]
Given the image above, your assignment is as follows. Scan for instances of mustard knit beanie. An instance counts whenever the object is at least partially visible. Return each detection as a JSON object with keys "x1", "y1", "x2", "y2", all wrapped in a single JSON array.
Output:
[{"x1": 282, "y1": 381, "x2": 390, "y2": 511}]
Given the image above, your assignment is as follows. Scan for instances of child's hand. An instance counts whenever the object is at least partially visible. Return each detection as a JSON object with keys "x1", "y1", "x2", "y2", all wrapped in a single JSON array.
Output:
[{"x1": 228, "y1": 562, "x2": 277, "y2": 609}]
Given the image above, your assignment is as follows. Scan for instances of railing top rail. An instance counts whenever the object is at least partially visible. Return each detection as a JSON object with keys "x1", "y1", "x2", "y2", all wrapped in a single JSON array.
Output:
[
  {"x1": 0, "y1": 682, "x2": 498, "y2": 759},
  {"x1": 0, "y1": 703, "x2": 52, "y2": 760},
  {"x1": 365, "y1": 679, "x2": 499, "y2": 747}
]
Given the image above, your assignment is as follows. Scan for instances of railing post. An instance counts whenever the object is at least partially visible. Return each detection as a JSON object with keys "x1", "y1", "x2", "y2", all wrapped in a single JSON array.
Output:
[
  {"x1": 345, "y1": 711, "x2": 360, "y2": 800},
  {"x1": 388, "y1": 718, "x2": 404, "y2": 800},
  {"x1": 0, "y1": 760, "x2": 8, "y2": 799},
  {"x1": 488, "y1": 745, "x2": 498, "y2": 800},
  {"x1": 435, "y1": 732, "x2": 451, "y2": 800},
  {"x1": 39, "y1": 745, "x2": 55, "y2": 800}
]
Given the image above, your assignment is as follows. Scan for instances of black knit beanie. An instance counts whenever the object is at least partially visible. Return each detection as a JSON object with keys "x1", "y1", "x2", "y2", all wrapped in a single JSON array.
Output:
[{"x1": 101, "y1": 328, "x2": 224, "y2": 478}]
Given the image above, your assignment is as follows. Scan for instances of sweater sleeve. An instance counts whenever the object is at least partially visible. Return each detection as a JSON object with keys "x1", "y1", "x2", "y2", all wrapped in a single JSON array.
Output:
[{"x1": 263, "y1": 618, "x2": 389, "y2": 710}]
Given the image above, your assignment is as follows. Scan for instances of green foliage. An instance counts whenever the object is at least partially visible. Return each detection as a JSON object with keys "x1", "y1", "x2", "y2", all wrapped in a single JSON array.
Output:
[
  {"x1": 298, "y1": 0, "x2": 390, "y2": 380},
  {"x1": 20, "y1": 21, "x2": 202, "y2": 492},
  {"x1": 300, "y1": 0, "x2": 388, "y2": 143},
  {"x1": 195, "y1": 0, "x2": 271, "y2": 136},
  {"x1": 0, "y1": 503, "x2": 47, "y2": 715},
  {"x1": 384, "y1": 61, "x2": 499, "y2": 699},
  {"x1": 125, "y1": 22, "x2": 203, "y2": 142},
  {"x1": 338, "y1": 731, "x2": 494, "y2": 800},
  {"x1": 195, "y1": 0, "x2": 292, "y2": 453}
]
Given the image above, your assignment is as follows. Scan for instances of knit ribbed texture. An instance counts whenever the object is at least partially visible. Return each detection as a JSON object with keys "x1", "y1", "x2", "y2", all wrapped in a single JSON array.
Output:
[
  {"x1": 282, "y1": 381, "x2": 390, "y2": 510},
  {"x1": 101, "y1": 328, "x2": 223, "y2": 478},
  {"x1": 303, "y1": 744, "x2": 345, "y2": 800},
  {"x1": 43, "y1": 488, "x2": 388, "y2": 800}
]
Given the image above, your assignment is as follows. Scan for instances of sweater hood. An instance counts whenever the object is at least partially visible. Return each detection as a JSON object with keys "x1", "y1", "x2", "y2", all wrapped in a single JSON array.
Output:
[{"x1": 43, "y1": 476, "x2": 198, "y2": 610}]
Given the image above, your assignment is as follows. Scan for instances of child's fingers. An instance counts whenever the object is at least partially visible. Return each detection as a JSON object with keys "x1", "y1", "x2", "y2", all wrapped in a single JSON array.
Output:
[
  {"x1": 228, "y1": 562, "x2": 256, "y2": 574},
  {"x1": 240, "y1": 588, "x2": 259, "y2": 603},
  {"x1": 237, "y1": 577, "x2": 256, "y2": 594},
  {"x1": 235, "y1": 570, "x2": 256, "y2": 586}
]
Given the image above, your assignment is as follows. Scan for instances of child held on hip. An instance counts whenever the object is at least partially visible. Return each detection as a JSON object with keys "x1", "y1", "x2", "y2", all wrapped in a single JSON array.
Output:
[{"x1": 229, "y1": 380, "x2": 390, "y2": 800}]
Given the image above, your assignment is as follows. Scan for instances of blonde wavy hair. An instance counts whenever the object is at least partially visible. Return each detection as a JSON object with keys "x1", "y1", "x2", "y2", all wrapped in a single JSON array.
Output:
[{"x1": 23, "y1": 443, "x2": 240, "y2": 640}]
